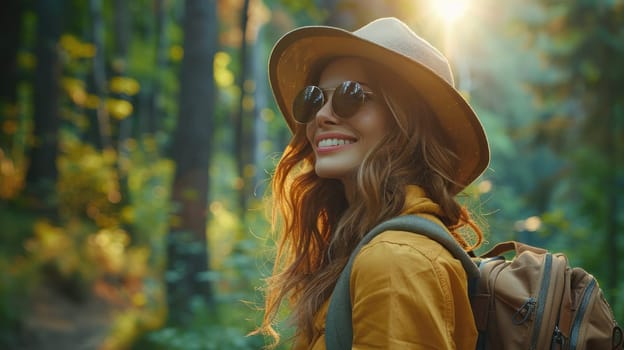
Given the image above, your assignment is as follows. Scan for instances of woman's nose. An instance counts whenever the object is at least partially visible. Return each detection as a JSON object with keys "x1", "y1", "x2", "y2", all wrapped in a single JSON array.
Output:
[{"x1": 313, "y1": 96, "x2": 338, "y2": 126}]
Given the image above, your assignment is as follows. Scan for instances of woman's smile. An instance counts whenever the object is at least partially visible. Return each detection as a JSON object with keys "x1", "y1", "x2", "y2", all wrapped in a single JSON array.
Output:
[{"x1": 314, "y1": 133, "x2": 357, "y2": 153}]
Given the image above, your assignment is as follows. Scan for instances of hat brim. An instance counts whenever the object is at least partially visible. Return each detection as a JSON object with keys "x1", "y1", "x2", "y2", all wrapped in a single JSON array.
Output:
[{"x1": 269, "y1": 26, "x2": 489, "y2": 193}]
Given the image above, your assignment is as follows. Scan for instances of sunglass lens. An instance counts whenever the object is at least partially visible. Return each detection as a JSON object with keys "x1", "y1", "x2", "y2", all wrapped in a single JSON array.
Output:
[
  {"x1": 332, "y1": 81, "x2": 365, "y2": 119},
  {"x1": 293, "y1": 85, "x2": 324, "y2": 123}
]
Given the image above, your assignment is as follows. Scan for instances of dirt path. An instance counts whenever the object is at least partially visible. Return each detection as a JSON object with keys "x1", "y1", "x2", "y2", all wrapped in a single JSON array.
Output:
[{"x1": 20, "y1": 284, "x2": 117, "y2": 350}]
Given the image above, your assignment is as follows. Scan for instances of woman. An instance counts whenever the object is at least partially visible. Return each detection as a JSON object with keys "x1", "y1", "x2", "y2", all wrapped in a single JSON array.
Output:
[{"x1": 256, "y1": 17, "x2": 490, "y2": 349}]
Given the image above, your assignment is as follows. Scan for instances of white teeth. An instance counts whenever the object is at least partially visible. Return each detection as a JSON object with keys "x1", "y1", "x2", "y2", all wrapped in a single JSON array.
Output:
[{"x1": 318, "y1": 138, "x2": 353, "y2": 147}]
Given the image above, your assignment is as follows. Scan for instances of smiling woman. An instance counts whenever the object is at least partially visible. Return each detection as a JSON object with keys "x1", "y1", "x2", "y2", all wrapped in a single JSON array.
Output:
[{"x1": 253, "y1": 17, "x2": 490, "y2": 349}]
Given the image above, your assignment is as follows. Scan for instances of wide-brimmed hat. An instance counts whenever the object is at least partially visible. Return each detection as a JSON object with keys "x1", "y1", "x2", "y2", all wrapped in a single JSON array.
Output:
[{"x1": 268, "y1": 17, "x2": 489, "y2": 193}]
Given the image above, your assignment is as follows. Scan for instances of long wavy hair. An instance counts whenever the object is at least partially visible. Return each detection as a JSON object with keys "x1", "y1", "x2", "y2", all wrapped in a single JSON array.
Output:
[{"x1": 254, "y1": 59, "x2": 484, "y2": 347}]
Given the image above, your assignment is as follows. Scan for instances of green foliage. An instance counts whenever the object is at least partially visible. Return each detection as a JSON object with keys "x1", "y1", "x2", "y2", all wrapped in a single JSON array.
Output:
[
  {"x1": 278, "y1": 0, "x2": 327, "y2": 21},
  {"x1": 1, "y1": 0, "x2": 622, "y2": 348},
  {"x1": 57, "y1": 132, "x2": 121, "y2": 225},
  {"x1": 0, "y1": 257, "x2": 35, "y2": 349},
  {"x1": 519, "y1": 0, "x2": 624, "y2": 310},
  {"x1": 140, "y1": 324, "x2": 264, "y2": 350},
  {"x1": 0, "y1": 209, "x2": 38, "y2": 349},
  {"x1": 124, "y1": 138, "x2": 174, "y2": 262}
]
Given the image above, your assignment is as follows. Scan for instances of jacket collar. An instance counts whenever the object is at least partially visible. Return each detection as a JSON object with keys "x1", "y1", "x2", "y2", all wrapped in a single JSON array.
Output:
[{"x1": 402, "y1": 185, "x2": 445, "y2": 219}]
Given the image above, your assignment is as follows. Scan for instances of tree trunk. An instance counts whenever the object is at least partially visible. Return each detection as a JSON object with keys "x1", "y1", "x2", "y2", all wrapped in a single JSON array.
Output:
[
  {"x1": 111, "y1": 0, "x2": 134, "y2": 240},
  {"x1": 166, "y1": 0, "x2": 217, "y2": 326},
  {"x1": 113, "y1": 0, "x2": 132, "y2": 150},
  {"x1": 606, "y1": 103, "x2": 619, "y2": 305},
  {"x1": 0, "y1": 1, "x2": 23, "y2": 159},
  {"x1": 26, "y1": 0, "x2": 63, "y2": 210},
  {"x1": 322, "y1": 0, "x2": 354, "y2": 27},
  {"x1": 234, "y1": 0, "x2": 251, "y2": 214},
  {"x1": 0, "y1": 1, "x2": 22, "y2": 108},
  {"x1": 88, "y1": 0, "x2": 111, "y2": 151},
  {"x1": 604, "y1": 11, "x2": 623, "y2": 308},
  {"x1": 145, "y1": 0, "x2": 170, "y2": 136},
  {"x1": 251, "y1": 24, "x2": 268, "y2": 197}
]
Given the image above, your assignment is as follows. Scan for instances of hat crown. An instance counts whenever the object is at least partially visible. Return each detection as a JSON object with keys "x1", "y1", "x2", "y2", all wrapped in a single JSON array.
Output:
[{"x1": 353, "y1": 18, "x2": 454, "y2": 86}]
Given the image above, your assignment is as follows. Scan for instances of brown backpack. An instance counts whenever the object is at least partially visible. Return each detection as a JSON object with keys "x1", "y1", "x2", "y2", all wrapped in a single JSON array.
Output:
[
  {"x1": 325, "y1": 215, "x2": 623, "y2": 350},
  {"x1": 472, "y1": 241, "x2": 622, "y2": 349}
]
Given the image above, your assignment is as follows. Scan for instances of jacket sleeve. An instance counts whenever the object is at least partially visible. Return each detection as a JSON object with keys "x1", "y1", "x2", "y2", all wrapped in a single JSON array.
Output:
[{"x1": 349, "y1": 231, "x2": 477, "y2": 350}]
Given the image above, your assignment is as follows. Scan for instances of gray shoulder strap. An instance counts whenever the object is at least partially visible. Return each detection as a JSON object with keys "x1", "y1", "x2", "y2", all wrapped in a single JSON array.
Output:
[{"x1": 325, "y1": 215, "x2": 479, "y2": 350}]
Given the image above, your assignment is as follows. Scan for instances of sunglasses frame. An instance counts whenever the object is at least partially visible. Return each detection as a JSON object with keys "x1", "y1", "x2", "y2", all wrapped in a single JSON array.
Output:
[{"x1": 292, "y1": 80, "x2": 374, "y2": 124}]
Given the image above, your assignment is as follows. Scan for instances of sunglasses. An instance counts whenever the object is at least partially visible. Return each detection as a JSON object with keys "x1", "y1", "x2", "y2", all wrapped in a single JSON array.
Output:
[{"x1": 292, "y1": 80, "x2": 375, "y2": 124}]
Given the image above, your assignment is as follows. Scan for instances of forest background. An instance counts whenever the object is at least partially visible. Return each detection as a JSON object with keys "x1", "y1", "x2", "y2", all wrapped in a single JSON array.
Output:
[{"x1": 0, "y1": 0, "x2": 622, "y2": 349}]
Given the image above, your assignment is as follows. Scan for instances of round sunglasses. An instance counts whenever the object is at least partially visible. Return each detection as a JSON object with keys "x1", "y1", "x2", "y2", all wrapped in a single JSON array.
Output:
[{"x1": 292, "y1": 81, "x2": 374, "y2": 124}]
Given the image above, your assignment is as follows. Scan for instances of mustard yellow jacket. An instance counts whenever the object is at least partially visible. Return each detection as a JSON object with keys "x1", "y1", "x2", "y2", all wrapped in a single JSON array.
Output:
[{"x1": 293, "y1": 186, "x2": 478, "y2": 349}]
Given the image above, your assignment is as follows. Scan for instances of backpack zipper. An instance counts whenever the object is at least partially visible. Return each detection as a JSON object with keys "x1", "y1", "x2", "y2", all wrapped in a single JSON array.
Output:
[
  {"x1": 530, "y1": 253, "x2": 553, "y2": 349},
  {"x1": 569, "y1": 278, "x2": 597, "y2": 349},
  {"x1": 551, "y1": 325, "x2": 566, "y2": 349}
]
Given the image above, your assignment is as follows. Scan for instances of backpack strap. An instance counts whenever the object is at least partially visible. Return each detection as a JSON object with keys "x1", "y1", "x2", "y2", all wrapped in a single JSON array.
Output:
[
  {"x1": 325, "y1": 215, "x2": 479, "y2": 350},
  {"x1": 480, "y1": 240, "x2": 548, "y2": 258}
]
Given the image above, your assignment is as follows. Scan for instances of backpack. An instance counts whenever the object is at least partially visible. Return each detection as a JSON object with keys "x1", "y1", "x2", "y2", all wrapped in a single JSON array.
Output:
[{"x1": 325, "y1": 215, "x2": 623, "y2": 350}]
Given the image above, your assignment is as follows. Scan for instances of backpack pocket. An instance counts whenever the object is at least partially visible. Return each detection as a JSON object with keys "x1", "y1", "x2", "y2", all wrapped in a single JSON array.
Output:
[
  {"x1": 561, "y1": 267, "x2": 622, "y2": 350},
  {"x1": 475, "y1": 244, "x2": 568, "y2": 350}
]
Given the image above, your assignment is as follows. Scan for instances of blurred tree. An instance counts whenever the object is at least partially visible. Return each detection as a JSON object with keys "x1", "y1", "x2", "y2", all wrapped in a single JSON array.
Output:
[
  {"x1": 87, "y1": 0, "x2": 112, "y2": 150},
  {"x1": 112, "y1": 0, "x2": 130, "y2": 71},
  {"x1": 234, "y1": 0, "x2": 252, "y2": 214},
  {"x1": 166, "y1": 0, "x2": 218, "y2": 326},
  {"x1": 249, "y1": 0, "x2": 273, "y2": 198},
  {"x1": 320, "y1": 0, "x2": 416, "y2": 28},
  {"x1": 147, "y1": 0, "x2": 170, "y2": 136},
  {"x1": 525, "y1": 0, "x2": 624, "y2": 302},
  {"x1": 110, "y1": 0, "x2": 134, "y2": 241},
  {"x1": 450, "y1": 0, "x2": 554, "y2": 234},
  {"x1": 112, "y1": 0, "x2": 132, "y2": 150},
  {"x1": 25, "y1": 0, "x2": 63, "y2": 212},
  {"x1": 0, "y1": 1, "x2": 22, "y2": 111},
  {"x1": 0, "y1": 0, "x2": 23, "y2": 172}
]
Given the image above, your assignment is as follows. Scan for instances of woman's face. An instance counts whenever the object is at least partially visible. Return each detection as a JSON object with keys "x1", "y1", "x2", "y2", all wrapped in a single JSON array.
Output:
[{"x1": 305, "y1": 57, "x2": 393, "y2": 184}]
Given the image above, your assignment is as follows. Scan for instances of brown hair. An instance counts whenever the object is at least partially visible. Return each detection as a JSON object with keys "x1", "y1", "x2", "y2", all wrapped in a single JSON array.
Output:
[{"x1": 254, "y1": 61, "x2": 483, "y2": 347}]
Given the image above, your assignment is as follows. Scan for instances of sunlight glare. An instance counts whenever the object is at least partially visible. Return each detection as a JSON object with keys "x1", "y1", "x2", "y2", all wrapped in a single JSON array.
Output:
[{"x1": 433, "y1": 0, "x2": 470, "y2": 23}]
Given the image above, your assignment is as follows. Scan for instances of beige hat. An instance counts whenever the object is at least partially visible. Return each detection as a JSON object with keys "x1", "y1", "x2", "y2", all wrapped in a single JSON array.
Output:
[{"x1": 268, "y1": 17, "x2": 490, "y2": 193}]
